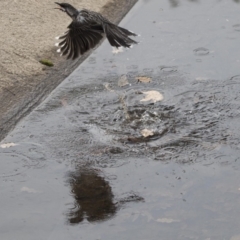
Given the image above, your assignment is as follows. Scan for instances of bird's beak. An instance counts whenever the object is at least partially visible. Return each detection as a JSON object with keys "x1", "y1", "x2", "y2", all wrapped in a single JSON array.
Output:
[
  {"x1": 54, "y1": 2, "x2": 65, "y2": 12},
  {"x1": 55, "y1": 2, "x2": 61, "y2": 6}
]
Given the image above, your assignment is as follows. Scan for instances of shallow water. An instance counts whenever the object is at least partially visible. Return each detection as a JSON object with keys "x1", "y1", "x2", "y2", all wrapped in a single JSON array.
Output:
[{"x1": 1, "y1": 0, "x2": 240, "y2": 239}]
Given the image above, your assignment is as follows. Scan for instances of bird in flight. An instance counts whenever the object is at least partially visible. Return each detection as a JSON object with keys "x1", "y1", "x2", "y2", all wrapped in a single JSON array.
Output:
[{"x1": 54, "y1": 2, "x2": 138, "y2": 59}]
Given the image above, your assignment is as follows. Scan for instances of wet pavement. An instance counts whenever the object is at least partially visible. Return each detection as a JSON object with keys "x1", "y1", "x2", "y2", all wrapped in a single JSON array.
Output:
[{"x1": 1, "y1": 0, "x2": 240, "y2": 239}]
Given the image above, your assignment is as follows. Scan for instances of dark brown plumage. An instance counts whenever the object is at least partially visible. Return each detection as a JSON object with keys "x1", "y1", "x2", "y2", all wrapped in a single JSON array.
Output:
[{"x1": 55, "y1": 2, "x2": 138, "y2": 59}]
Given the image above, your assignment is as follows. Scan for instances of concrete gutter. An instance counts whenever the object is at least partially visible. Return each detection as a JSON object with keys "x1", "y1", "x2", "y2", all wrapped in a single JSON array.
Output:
[{"x1": 0, "y1": 0, "x2": 137, "y2": 141}]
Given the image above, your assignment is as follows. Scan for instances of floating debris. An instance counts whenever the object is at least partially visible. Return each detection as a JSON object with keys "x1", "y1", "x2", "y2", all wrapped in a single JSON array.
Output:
[
  {"x1": 141, "y1": 129, "x2": 154, "y2": 137},
  {"x1": 136, "y1": 76, "x2": 152, "y2": 83},
  {"x1": 0, "y1": 143, "x2": 18, "y2": 148},
  {"x1": 140, "y1": 90, "x2": 164, "y2": 103}
]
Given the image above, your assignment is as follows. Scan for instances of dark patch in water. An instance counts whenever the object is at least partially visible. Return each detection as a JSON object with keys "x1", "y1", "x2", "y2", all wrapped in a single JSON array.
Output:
[{"x1": 66, "y1": 168, "x2": 144, "y2": 225}]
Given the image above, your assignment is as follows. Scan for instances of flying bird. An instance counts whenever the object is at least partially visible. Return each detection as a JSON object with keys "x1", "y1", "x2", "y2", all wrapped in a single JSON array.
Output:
[{"x1": 54, "y1": 2, "x2": 138, "y2": 59}]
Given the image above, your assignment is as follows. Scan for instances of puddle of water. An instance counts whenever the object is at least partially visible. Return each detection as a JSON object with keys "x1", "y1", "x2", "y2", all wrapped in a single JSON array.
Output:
[
  {"x1": 1, "y1": 0, "x2": 240, "y2": 239},
  {"x1": 66, "y1": 168, "x2": 117, "y2": 224}
]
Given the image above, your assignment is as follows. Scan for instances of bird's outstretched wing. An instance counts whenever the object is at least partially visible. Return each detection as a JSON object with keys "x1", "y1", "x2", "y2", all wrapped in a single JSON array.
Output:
[
  {"x1": 79, "y1": 10, "x2": 138, "y2": 49},
  {"x1": 56, "y1": 20, "x2": 104, "y2": 60}
]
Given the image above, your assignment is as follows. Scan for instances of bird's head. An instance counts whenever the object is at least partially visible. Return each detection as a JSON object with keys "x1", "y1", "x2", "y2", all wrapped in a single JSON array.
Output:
[{"x1": 55, "y1": 2, "x2": 78, "y2": 18}]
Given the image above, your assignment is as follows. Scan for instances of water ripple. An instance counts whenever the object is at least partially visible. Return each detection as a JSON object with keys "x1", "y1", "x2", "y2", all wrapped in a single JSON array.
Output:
[{"x1": 193, "y1": 47, "x2": 210, "y2": 56}]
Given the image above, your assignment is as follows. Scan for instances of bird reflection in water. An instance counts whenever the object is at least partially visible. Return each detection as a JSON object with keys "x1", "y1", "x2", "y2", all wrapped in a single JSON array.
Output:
[{"x1": 66, "y1": 169, "x2": 117, "y2": 224}]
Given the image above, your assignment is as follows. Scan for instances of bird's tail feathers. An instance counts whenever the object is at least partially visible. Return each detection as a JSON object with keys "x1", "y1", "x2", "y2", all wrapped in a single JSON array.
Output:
[
  {"x1": 104, "y1": 23, "x2": 138, "y2": 48},
  {"x1": 117, "y1": 26, "x2": 138, "y2": 37}
]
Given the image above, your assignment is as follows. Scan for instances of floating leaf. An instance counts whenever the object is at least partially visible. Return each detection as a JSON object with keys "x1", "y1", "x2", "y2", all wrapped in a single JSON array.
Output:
[
  {"x1": 140, "y1": 90, "x2": 164, "y2": 103},
  {"x1": 0, "y1": 143, "x2": 18, "y2": 148},
  {"x1": 136, "y1": 76, "x2": 152, "y2": 83},
  {"x1": 141, "y1": 129, "x2": 154, "y2": 137}
]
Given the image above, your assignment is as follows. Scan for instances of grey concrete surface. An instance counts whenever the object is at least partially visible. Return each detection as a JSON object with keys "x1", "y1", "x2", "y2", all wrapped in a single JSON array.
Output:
[{"x1": 1, "y1": 1, "x2": 240, "y2": 239}]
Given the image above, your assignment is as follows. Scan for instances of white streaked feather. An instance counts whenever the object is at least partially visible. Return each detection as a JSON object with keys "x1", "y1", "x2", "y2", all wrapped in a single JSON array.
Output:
[
  {"x1": 57, "y1": 49, "x2": 61, "y2": 53},
  {"x1": 55, "y1": 32, "x2": 68, "y2": 40}
]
